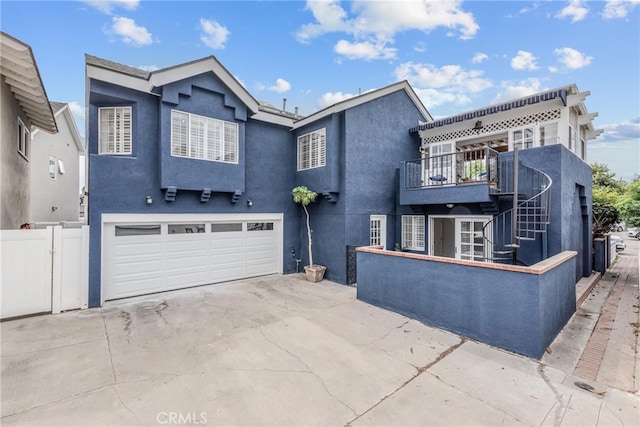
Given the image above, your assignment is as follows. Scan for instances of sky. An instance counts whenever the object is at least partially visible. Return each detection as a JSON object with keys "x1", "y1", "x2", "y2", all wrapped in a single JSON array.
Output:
[{"x1": 2, "y1": 0, "x2": 639, "y2": 181}]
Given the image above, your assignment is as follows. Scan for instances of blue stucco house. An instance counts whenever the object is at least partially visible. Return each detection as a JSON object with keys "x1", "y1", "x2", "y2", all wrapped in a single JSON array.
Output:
[
  {"x1": 85, "y1": 54, "x2": 430, "y2": 306},
  {"x1": 86, "y1": 54, "x2": 602, "y2": 358}
]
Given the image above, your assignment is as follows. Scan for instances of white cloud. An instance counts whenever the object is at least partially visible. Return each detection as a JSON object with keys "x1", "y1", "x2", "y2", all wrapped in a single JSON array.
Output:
[
  {"x1": 268, "y1": 78, "x2": 292, "y2": 93},
  {"x1": 598, "y1": 117, "x2": 640, "y2": 141},
  {"x1": 296, "y1": 0, "x2": 351, "y2": 43},
  {"x1": 318, "y1": 91, "x2": 357, "y2": 109},
  {"x1": 556, "y1": 0, "x2": 589, "y2": 22},
  {"x1": 334, "y1": 39, "x2": 397, "y2": 60},
  {"x1": 393, "y1": 62, "x2": 492, "y2": 109},
  {"x1": 413, "y1": 41, "x2": 427, "y2": 53},
  {"x1": 67, "y1": 101, "x2": 84, "y2": 119},
  {"x1": 83, "y1": 0, "x2": 139, "y2": 14},
  {"x1": 199, "y1": 18, "x2": 229, "y2": 49},
  {"x1": 138, "y1": 65, "x2": 160, "y2": 72},
  {"x1": 414, "y1": 87, "x2": 470, "y2": 109},
  {"x1": 511, "y1": 51, "x2": 539, "y2": 71},
  {"x1": 110, "y1": 16, "x2": 152, "y2": 46},
  {"x1": 394, "y1": 62, "x2": 492, "y2": 93},
  {"x1": 491, "y1": 79, "x2": 544, "y2": 104},
  {"x1": 296, "y1": 0, "x2": 479, "y2": 60},
  {"x1": 602, "y1": 0, "x2": 640, "y2": 19},
  {"x1": 554, "y1": 47, "x2": 593, "y2": 69},
  {"x1": 472, "y1": 52, "x2": 488, "y2": 64}
]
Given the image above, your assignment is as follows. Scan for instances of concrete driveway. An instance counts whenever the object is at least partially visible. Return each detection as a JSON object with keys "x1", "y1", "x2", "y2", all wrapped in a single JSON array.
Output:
[{"x1": 2, "y1": 274, "x2": 638, "y2": 426}]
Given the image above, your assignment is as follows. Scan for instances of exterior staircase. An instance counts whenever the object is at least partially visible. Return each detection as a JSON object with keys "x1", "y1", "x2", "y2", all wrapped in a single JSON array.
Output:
[{"x1": 482, "y1": 150, "x2": 552, "y2": 264}]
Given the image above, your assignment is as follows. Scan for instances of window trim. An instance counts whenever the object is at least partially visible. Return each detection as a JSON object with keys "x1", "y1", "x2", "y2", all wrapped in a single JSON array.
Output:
[
  {"x1": 402, "y1": 215, "x2": 425, "y2": 251},
  {"x1": 48, "y1": 155, "x2": 57, "y2": 180},
  {"x1": 98, "y1": 106, "x2": 132, "y2": 155},
  {"x1": 17, "y1": 118, "x2": 30, "y2": 160},
  {"x1": 509, "y1": 125, "x2": 536, "y2": 151},
  {"x1": 370, "y1": 215, "x2": 387, "y2": 248},
  {"x1": 170, "y1": 109, "x2": 239, "y2": 164},
  {"x1": 297, "y1": 128, "x2": 326, "y2": 171}
]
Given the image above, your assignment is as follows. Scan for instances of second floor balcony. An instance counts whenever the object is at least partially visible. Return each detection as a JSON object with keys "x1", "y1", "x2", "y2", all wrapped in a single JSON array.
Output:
[{"x1": 399, "y1": 147, "x2": 515, "y2": 206}]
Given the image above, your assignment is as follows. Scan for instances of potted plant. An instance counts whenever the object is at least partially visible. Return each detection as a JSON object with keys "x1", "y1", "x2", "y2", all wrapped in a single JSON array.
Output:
[{"x1": 292, "y1": 186, "x2": 326, "y2": 282}]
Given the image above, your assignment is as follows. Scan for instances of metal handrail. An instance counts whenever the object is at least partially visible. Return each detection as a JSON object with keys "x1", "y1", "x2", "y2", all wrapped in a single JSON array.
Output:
[
  {"x1": 404, "y1": 147, "x2": 499, "y2": 189},
  {"x1": 482, "y1": 154, "x2": 552, "y2": 264}
]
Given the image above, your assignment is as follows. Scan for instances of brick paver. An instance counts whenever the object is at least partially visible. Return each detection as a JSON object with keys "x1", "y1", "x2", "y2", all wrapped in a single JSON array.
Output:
[{"x1": 572, "y1": 253, "x2": 637, "y2": 385}]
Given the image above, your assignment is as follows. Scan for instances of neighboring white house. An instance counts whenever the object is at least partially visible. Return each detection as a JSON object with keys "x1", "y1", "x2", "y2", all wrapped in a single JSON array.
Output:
[
  {"x1": 0, "y1": 31, "x2": 57, "y2": 229},
  {"x1": 30, "y1": 102, "x2": 85, "y2": 223}
]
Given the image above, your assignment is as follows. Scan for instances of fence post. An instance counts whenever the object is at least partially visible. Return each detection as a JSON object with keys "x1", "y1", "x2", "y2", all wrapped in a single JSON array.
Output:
[{"x1": 51, "y1": 226, "x2": 63, "y2": 314}]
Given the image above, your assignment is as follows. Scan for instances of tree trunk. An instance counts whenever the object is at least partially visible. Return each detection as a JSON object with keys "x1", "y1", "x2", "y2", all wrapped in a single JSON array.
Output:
[{"x1": 303, "y1": 204, "x2": 313, "y2": 267}]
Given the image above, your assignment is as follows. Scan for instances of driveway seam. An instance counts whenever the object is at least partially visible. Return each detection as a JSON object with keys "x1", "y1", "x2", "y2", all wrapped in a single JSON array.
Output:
[{"x1": 345, "y1": 338, "x2": 466, "y2": 426}]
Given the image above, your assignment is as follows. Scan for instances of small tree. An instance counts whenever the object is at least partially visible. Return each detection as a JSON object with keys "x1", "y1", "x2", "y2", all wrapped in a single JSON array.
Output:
[
  {"x1": 592, "y1": 187, "x2": 621, "y2": 236},
  {"x1": 292, "y1": 186, "x2": 318, "y2": 267}
]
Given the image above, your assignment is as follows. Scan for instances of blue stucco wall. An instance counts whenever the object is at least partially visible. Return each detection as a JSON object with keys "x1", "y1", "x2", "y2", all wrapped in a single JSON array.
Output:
[
  {"x1": 87, "y1": 77, "x2": 299, "y2": 307},
  {"x1": 518, "y1": 145, "x2": 593, "y2": 279},
  {"x1": 294, "y1": 90, "x2": 427, "y2": 283},
  {"x1": 356, "y1": 249, "x2": 577, "y2": 358}
]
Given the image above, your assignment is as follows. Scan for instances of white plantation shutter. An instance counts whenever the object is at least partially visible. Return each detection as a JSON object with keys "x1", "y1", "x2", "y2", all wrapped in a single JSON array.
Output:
[
  {"x1": 190, "y1": 115, "x2": 206, "y2": 159},
  {"x1": 208, "y1": 120, "x2": 222, "y2": 161},
  {"x1": 170, "y1": 110, "x2": 238, "y2": 164},
  {"x1": 402, "y1": 215, "x2": 425, "y2": 251},
  {"x1": 297, "y1": 134, "x2": 310, "y2": 170},
  {"x1": 297, "y1": 128, "x2": 326, "y2": 170},
  {"x1": 99, "y1": 107, "x2": 132, "y2": 155},
  {"x1": 224, "y1": 123, "x2": 237, "y2": 162},
  {"x1": 171, "y1": 111, "x2": 188, "y2": 156}
]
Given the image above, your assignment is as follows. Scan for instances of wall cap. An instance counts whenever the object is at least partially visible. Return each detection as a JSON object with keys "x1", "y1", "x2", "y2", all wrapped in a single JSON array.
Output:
[{"x1": 356, "y1": 246, "x2": 577, "y2": 275}]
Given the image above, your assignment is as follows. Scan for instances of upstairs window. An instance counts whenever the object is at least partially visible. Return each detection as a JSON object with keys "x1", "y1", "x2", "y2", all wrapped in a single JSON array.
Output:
[
  {"x1": 402, "y1": 215, "x2": 425, "y2": 251},
  {"x1": 99, "y1": 107, "x2": 132, "y2": 155},
  {"x1": 171, "y1": 110, "x2": 238, "y2": 164},
  {"x1": 297, "y1": 128, "x2": 326, "y2": 171},
  {"x1": 539, "y1": 122, "x2": 558, "y2": 146},
  {"x1": 17, "y1": 118, "x2": 30, "y2": 159},
  {"x1": 569, "y1": 125, "x2": 577, "y2": 152},
  {"x1": 48, "y1": 156, "x2": 57, "y2": 180},
  {"x1": 511, "y1": 127, "x2": 535, "y2": 150}
]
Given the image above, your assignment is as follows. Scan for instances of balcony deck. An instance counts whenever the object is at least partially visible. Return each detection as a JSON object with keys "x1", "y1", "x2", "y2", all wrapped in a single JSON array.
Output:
[{"x1": 399, "y1": 147, "x2": 512, "y2": 206}]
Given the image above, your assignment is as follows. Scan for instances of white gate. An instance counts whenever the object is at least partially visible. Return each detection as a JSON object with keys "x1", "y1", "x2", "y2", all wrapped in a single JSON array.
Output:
[{"x1": 0, "y1": 226, "x2": 88, "y2": 319}]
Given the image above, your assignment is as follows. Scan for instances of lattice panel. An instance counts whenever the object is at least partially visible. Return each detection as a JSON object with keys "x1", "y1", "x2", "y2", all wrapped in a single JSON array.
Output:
[{"x1": 421, "y1": 108, "x2": 561, "y2": 145}]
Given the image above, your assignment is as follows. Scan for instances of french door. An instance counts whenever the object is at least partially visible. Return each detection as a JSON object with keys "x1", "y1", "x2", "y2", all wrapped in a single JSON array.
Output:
[
  {"x1": 430, "y1": 216, "x2": 491, "y2": 261},
  {"x1": 424, "y1": 142, "x2": 455, "y2": 185}
]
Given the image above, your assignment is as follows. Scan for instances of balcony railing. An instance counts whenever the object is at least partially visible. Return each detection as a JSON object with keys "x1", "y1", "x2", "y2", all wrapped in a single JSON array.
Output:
[{"x1": 404, "y1": 147, "x2": 500, "y2": 190}]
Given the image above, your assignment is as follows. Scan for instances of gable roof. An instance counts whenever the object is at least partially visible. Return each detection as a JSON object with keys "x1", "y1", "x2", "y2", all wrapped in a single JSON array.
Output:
[
  {"x1": 32, "y1": 102, "x2": 85, "y2": 152},
  {"x1": 291, "y1": 80, "x2": 432, "y2": 130},
  {"x1": 86, "y1": 54, "x2": 260, "y2": 114},
  {"x1": 1, "y1": 32, "x2": 57, "y2": 133}
]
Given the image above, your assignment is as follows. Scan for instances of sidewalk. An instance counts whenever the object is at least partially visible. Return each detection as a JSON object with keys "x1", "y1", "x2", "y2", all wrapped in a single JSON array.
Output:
[{"x1": 543, "y1": 247, "x2": 639, "y2": 396}]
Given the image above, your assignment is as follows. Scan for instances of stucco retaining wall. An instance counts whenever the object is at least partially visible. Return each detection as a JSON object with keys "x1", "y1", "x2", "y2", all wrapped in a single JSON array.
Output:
[{"x1": 356, "y1": 247, "x2": 577, "y2": 358}]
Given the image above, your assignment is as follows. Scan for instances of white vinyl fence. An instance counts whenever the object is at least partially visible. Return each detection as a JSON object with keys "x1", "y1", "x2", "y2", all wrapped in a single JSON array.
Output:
[{"x1": 0, "y1": 226, "x2": 88, "y2": 319}]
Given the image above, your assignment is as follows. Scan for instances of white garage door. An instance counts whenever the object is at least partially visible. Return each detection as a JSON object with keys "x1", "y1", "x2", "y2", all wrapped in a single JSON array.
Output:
[{"x1": 102, "y1": 214, "x2": 282, "y2": 301}]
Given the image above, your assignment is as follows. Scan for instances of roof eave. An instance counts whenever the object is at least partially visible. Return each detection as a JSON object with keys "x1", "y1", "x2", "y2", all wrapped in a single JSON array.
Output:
[{"x1": 1, "y1": 32, "x2": 57, "y2": 133}]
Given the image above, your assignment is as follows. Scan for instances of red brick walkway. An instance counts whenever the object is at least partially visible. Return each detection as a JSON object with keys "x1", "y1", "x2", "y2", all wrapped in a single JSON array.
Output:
[{"x1": 573, "y1": 274, "x2": 625, "y2": 380}]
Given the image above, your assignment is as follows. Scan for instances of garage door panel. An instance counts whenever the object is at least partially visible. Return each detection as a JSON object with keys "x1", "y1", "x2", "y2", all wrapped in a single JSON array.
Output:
[
  {"x1": 111, "y1": 241, "x2": 163, "y2": 257},
  {"x1": 166, "y1": 271, "x2": 208, "y2": 289},
  {"x1": 210, "y1": 235, "x2": 244, "y2": 249},
  {"x1": 106, "y1": 276, "x2": 165, "y2": 299}
]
